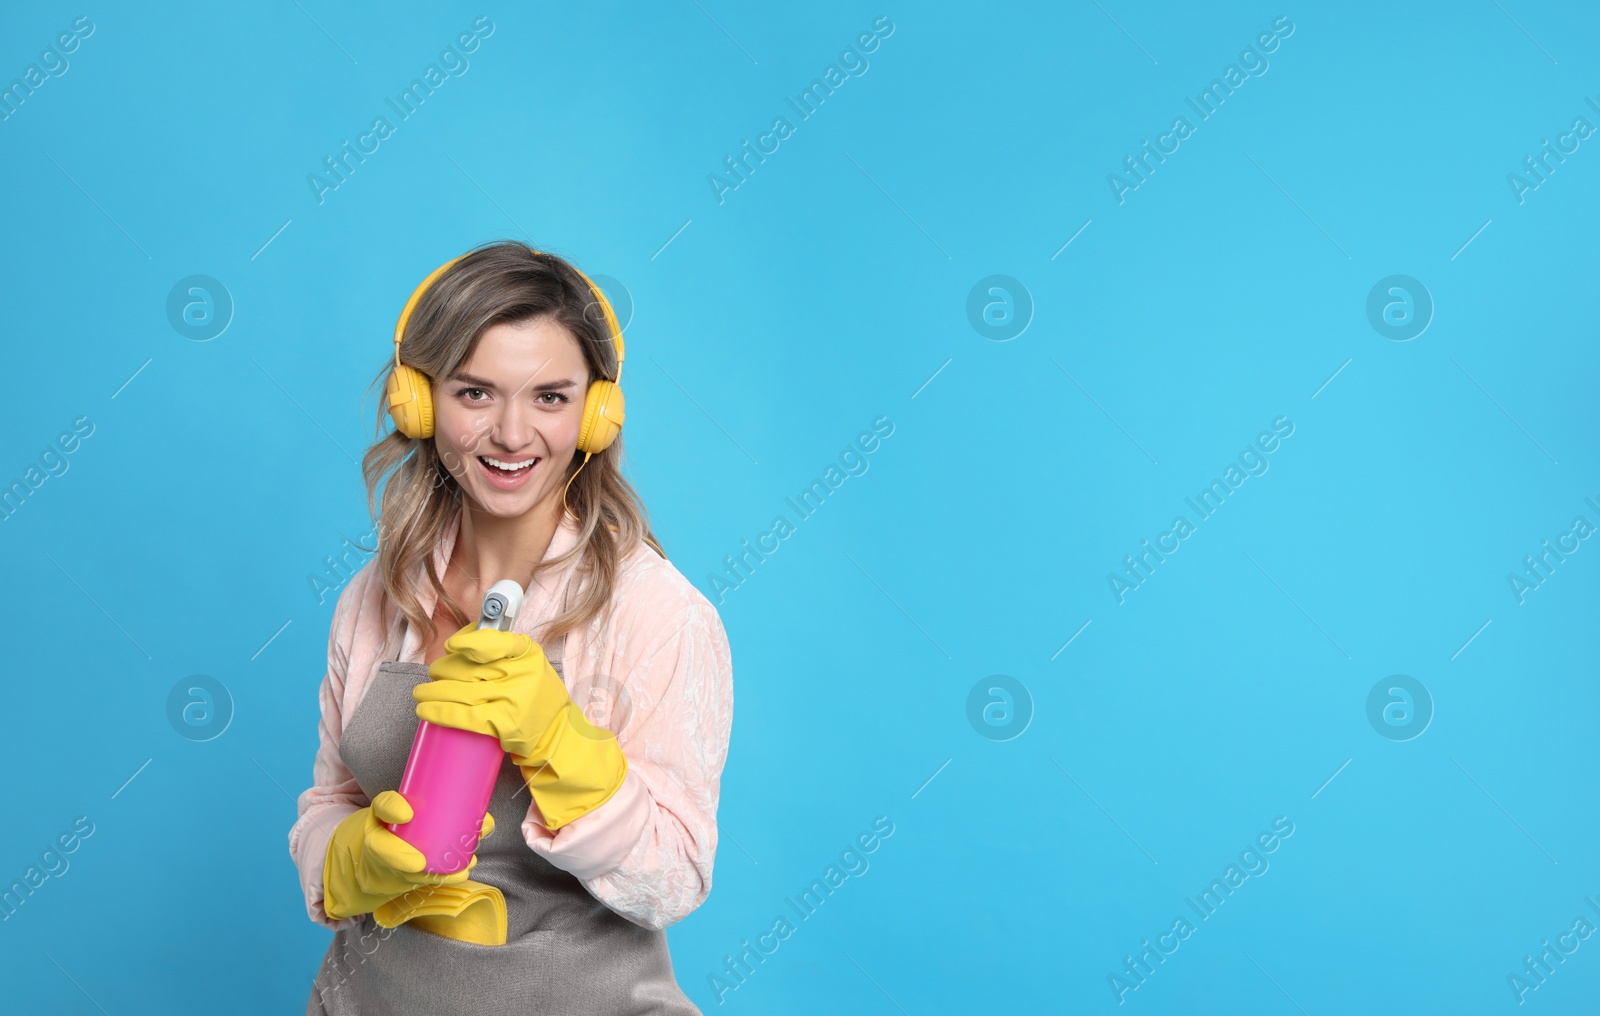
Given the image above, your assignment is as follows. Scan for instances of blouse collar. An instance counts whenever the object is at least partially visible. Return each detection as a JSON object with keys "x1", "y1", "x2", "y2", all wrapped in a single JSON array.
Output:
[{"x1": 398, "y1": 501, "x2": 586, "y2": 661}]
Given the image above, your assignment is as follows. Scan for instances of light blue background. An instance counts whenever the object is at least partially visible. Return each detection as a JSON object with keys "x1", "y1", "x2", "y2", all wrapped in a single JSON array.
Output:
[{"x1": 2, "y1": 2, "x2": 1597, "y2": 1013}]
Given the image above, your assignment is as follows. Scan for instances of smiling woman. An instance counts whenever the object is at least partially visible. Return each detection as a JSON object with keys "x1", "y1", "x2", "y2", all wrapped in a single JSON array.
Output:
[
  {"x1": 289, "y1": 241, "x2": 734, "y2": 1015},
  {"x1": 435, "y1": 318, "x2": 591, "y2": 501}
]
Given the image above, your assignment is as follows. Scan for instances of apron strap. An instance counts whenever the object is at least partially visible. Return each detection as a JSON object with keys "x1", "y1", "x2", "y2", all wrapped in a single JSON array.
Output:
[{"x1": 537, "y1": 572, "x2": 577, "y2": 670}]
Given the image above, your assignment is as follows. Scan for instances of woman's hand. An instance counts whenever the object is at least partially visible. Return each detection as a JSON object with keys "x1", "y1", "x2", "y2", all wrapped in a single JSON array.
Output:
[
  {"x1": 414, "y1": 623, "x2": 629, "y2": 830},
  {"x1": 414, "y1": 624, "x2": 574, "y2": 762},
  {"x1": 323, "y1": 790, "x2": 494, "y2": 921}
]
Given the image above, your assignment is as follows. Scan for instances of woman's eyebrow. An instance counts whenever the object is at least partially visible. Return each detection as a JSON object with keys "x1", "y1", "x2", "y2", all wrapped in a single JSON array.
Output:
[{"x1": 450, "y1": 372, "x2": 579, "y2": 391}]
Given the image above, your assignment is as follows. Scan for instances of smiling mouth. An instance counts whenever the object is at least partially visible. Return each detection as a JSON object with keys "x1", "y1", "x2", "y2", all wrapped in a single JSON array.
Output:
[{"x1": 479, "y1": 455, "x2": 539, "y2": 477}]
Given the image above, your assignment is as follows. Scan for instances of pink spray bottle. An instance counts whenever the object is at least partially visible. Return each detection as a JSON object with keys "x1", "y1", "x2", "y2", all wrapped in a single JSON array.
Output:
[{"x1": 387, "y1": 579, "x2": 523, "y2": 873}]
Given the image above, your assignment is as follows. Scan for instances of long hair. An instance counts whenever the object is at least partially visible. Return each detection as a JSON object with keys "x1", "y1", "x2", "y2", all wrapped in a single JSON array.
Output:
[{"x1": 356, "y1": 240, "x2": 664, "y2": 654}]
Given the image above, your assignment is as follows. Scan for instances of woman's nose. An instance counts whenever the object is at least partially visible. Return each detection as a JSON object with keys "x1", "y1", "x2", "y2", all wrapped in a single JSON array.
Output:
[{"x1": 491, "y1": 401, "x2": 535, "y2": 450}]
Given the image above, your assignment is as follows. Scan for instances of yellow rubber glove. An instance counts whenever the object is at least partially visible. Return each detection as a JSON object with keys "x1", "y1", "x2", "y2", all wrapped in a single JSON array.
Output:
[
  {"x1": 414, "y1": 624, "x2": 628, "y2": 830},
  {"x1": 322, "y1": 790, "x2": 491, "y2": 922}
]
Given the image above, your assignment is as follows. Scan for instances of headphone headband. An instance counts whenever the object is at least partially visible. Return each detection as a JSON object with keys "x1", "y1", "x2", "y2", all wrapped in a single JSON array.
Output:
[
  {"x1": 392, "y1": 255, "x2": 464, "y2": 369},
  {"x1": 392, "y1": 249, "x2": 625, "y2": 378}
]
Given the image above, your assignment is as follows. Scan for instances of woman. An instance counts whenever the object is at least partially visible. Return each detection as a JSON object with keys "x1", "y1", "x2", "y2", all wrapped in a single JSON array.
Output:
[{"x1": 288, "y1": 241, "x2": 734, "y2": 1014}]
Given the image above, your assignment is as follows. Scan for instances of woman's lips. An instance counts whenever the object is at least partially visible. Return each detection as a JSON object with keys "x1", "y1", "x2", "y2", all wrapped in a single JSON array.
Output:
[{"x1": 478, "y1": 455, "x2": 538, "y2": 491}]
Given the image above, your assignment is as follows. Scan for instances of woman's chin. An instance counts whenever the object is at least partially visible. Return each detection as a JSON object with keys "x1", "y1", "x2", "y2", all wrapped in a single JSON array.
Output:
[{"x1": 467, "y1": 483, "x2": 551, "y2": 517}]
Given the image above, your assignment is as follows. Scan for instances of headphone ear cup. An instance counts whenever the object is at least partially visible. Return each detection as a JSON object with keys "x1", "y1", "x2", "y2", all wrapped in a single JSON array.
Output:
[
  {"x1": 387, "y1": 365, "x2": 435, "y2": 439},
  {"x1": 577, "y1": 380, "x2": 625, "y2": 454}
]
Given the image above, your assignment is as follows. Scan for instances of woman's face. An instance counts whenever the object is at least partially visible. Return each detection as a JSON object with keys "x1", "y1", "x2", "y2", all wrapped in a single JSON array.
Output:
[{"x1": 432, "y1": 315, "x2": 591, "y2": 518}]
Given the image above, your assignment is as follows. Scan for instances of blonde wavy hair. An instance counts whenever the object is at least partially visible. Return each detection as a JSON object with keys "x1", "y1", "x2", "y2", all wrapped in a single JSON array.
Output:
[{"x1": 355, "y1": 240, "x2": 664, "y2": 654}]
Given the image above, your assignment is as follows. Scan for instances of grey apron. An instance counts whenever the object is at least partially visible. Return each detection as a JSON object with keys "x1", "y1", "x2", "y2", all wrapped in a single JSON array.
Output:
[{"x1": 306, "y1": 649, "x2": 701, "y2": 1015}]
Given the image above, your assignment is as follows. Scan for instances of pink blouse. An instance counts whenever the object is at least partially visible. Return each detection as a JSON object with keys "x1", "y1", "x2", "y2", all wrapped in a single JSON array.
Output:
[{"x1": 287, "y1": 506, "x2": 735, "y2": 933}]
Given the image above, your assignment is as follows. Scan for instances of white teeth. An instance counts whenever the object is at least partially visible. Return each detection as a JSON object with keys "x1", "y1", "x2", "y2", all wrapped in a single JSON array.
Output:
[{"x1": 481, "y1": 455, "x2": 538, "y2": 471}]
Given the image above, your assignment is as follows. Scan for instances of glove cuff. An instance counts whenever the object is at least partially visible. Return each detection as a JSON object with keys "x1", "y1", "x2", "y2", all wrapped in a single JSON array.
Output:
[
  {"x1": 322, "y1": 815, "x2": 367, "y2": 921},
  {"x1": 321, "y1": 837, "x2": 350, "y2": 920},
  {"x1": 513, "y1": 704, "x2": 629, "y2": 830}
]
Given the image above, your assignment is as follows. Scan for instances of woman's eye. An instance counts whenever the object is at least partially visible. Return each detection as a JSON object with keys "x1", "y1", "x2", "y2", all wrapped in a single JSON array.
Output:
[
  {"x1": 457, "y1": 387, "x2": 488, "y2": 403},
  {"x1": 537, "y1": 392, "x2": 570, "y2": 405}
]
